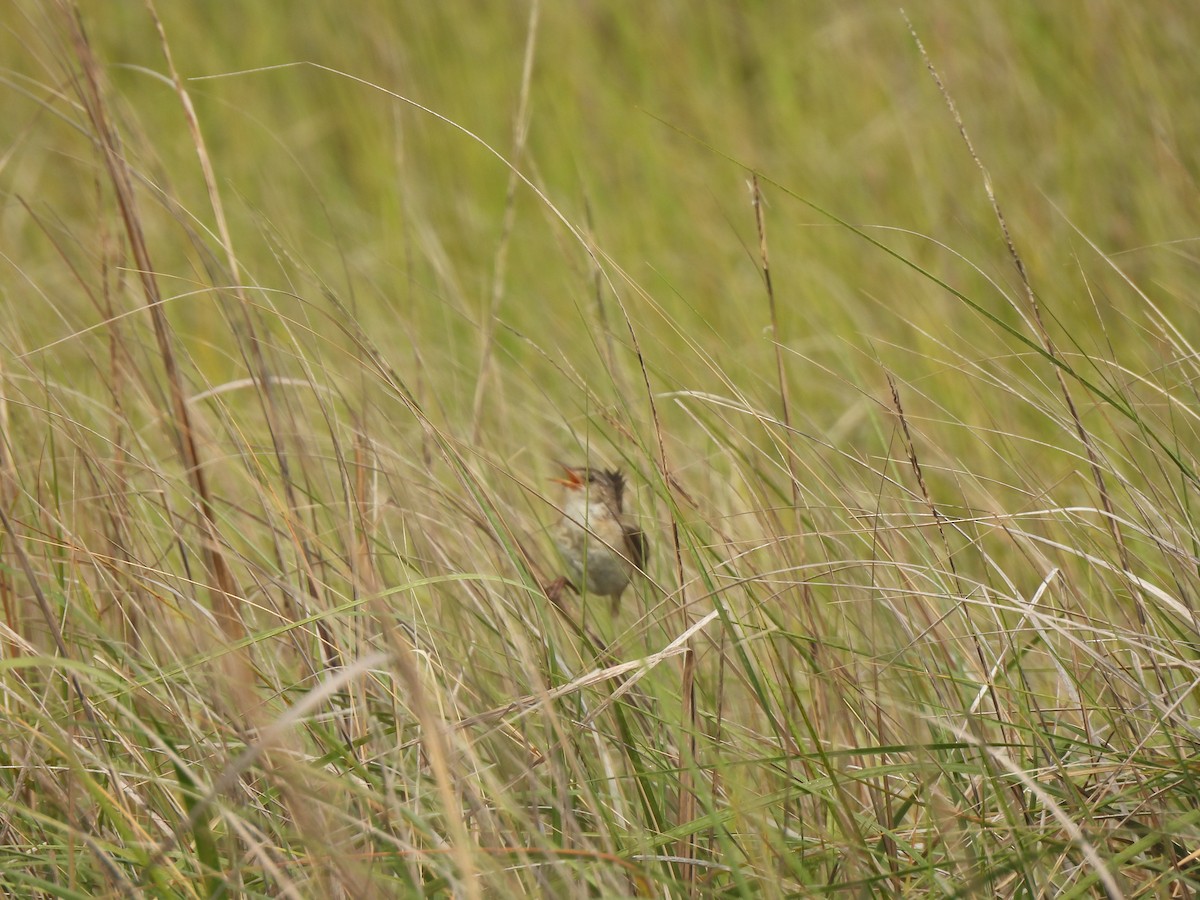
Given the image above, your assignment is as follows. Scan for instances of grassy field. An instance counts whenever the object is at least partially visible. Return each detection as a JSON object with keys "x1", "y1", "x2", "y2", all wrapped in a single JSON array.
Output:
[{"x1": 3, "y1": 2, "x2": 1200, "y2": 896}]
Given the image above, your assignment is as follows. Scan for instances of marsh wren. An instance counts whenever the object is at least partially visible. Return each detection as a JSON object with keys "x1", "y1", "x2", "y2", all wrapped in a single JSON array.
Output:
[{"x1": 551, "y1": 465, "x2": 647, "y2": 617}]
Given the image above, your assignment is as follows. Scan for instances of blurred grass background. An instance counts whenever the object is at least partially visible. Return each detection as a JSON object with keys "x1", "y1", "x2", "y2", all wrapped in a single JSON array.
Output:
[{"x1": 2, "y1": 1, "x2": 1200, "y2": 896}]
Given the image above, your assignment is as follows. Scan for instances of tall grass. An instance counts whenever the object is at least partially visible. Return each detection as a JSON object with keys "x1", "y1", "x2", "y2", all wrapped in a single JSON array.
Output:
[{"x1": 2, "y1": 1, "x2": 1200, "y2": 896}]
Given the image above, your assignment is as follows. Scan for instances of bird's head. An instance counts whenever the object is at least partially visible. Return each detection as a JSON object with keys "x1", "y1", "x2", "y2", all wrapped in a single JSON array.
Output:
[{"x1": 552, "y1": 463, "x2": 626, "y2": 507}]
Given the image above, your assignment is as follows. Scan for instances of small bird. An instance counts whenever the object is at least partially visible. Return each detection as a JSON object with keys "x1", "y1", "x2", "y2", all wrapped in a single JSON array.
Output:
[{"x1": 551, "y1": 464, "x2": 647, "y2": 617}]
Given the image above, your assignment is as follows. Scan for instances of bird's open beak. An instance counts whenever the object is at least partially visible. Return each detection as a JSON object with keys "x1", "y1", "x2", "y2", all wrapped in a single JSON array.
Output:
[{"x1": 551, "y1": 462, "x2": 583, "y2": 487}]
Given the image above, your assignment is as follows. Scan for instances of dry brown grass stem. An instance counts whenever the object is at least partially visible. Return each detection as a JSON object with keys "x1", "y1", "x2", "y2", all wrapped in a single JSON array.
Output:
[
  {"x1": 147, "y1": 0, "x2": 337, "y2": 661},
  {"x1": 62, "y1": 1, "x2": 244, "y2": 640},
  {"x1": 470, "y1": 0, "x2": 540, "y2": 445},
  {"x1": 904, "y1": 13, "x2": 1138, "y2": 617}
]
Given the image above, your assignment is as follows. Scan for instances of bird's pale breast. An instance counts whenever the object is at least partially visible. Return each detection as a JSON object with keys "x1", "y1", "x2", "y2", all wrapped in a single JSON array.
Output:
[{"x1": 553, "y1": 497, "x2": 635, "y2": 597}]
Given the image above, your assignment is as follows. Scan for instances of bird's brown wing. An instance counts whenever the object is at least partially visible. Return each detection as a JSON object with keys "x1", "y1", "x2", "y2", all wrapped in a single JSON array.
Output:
[{"x1": 622, "y1": 522, "x2": 648, "y2": 573}]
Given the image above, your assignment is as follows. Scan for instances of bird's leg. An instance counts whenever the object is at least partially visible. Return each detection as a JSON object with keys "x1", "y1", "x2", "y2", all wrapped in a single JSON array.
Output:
[
  {"x1": 542, "y1": 576, "x2": 577, "y2": 606},
  {"x1": 610, "y1": 590, "x2": 622, "y2": 619}
]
